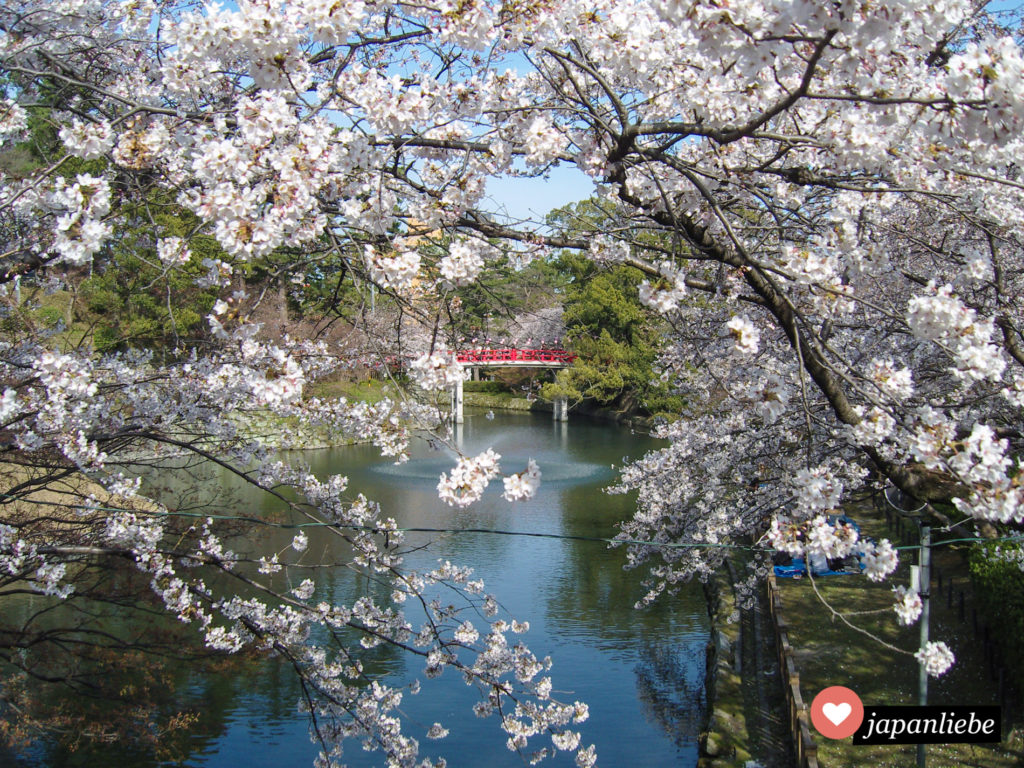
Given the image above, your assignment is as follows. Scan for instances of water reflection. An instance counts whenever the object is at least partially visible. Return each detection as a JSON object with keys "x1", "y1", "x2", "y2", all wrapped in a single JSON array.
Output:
[
  {"x1": 9, "y1": 410, "x2": 709, "y2": 768},
  {"x1": 635, "y1": 640, "x2": 707, "y2": 748}
]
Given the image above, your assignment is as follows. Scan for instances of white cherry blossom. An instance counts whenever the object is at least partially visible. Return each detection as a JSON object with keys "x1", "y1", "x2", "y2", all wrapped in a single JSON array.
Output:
[
  {"x1": 915, "y1": 641, "x2": 955, "y2": 678},
  {"x1": 893, "y1": 585, "x2": 923, "y2": 626}
]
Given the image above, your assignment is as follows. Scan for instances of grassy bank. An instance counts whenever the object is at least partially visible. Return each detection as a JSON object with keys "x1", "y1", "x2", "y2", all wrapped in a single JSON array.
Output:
[
  {"x1": 463, "y1": 391, "x2": 550, "y2": 411},
  {"x1": 779, "y1": 499, "x2": 1024, "y2": 767},
  {"x1": 462, "y1": 389, "x2": 660, "y2": 432},
  {"x1": 305, "y1": 378, "x2": 395, "y2": 404},
  {"x1": 238, "y1": 378, "x2": 399, "y2": 450}
]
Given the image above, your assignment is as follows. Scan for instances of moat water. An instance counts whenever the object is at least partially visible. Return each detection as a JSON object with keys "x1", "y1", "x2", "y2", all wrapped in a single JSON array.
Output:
[{"x1": 10, "y1": 410, "x2": 709, "y2": 768}]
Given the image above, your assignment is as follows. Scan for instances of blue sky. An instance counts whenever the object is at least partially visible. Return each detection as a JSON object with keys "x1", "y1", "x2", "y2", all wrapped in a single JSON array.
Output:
[{"x1": 482, "y1": 165, "x2": 594, "y2": 224}]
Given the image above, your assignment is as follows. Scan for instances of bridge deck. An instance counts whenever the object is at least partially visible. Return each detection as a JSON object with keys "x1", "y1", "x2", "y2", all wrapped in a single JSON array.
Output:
[{"x1": 455, "y1": 348, "x2": 575, "y2": 367}]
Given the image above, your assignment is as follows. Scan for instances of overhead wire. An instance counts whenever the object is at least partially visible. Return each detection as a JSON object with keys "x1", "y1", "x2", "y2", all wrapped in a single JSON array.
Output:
[{"x1": 2, "y1": 491, "x2": 1022, "y2": 553}]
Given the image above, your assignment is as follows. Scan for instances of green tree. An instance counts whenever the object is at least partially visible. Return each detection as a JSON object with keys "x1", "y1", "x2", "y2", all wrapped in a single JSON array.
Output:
[
  {"x1": 446, "y1": 254, "x2": 567, "y2": 344},
  {"x1": 544, "y1": 205, "x2": 684, "y2": 418},
  {"x1": 77, "y1": 196, "x2": 220, "y2": 353}
]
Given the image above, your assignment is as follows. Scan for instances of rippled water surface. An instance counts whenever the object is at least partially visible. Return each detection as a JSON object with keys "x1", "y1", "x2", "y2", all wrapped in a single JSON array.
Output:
[{"x1": 11, "y1": 410, "x2": 709, "y2": 768}]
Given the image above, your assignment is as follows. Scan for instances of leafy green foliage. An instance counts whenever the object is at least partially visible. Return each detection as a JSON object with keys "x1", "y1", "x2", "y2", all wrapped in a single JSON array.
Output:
[
  {"x1": 76, "y1": 196, "x2": 220, "y2": 352},
  {"x1": 0, "y1": 99, "x2": 221, "y2": 352},
  {"x1": 543, "y1": 204, "x2": 684, "y2": 418},
  {"x1": 969, "y1": 541, "x2": 1024, "y2": 691},
  {"x1": 464, "y1": 380, "x2": 511, "y2": 394}
]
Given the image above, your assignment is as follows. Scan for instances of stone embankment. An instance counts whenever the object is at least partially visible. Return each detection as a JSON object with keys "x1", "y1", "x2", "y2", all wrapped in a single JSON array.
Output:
[{"x1": 699, "y1": 558, "x2": 796, "y2": 768}]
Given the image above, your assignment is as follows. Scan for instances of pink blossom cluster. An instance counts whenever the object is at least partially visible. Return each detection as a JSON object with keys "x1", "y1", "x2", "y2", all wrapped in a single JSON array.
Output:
[{"x1": 437, "y1": 449, "x2": 501, "y2": 508}]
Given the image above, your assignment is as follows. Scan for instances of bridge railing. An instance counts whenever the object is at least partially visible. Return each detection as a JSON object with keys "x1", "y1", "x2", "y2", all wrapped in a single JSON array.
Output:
[{"x1": 455, "y1": 348, "x2": 577, "y2": 365}]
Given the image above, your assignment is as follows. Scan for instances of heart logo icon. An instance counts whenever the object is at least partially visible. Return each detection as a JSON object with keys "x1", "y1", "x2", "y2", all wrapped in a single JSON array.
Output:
[
  {"x1": 822, "y1": 701, "x2": 852, "y2": 726},
  {"x1": 811, "y1": 686, "x2": 863, "y2": 739}
]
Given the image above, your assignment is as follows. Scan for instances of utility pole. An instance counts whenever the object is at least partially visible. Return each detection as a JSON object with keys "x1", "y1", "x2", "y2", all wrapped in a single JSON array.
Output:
[
  {"x1": 885, "y1": 487, "x2": 933, "y2": 768},
  {"x1": 917, "y1": 521, "x2": 931, "y2": 768}
]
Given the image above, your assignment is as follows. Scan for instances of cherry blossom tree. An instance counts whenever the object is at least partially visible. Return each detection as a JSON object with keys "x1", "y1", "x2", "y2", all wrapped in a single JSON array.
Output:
[{"x1": 1, "y1": 0, "x2": 1024, "y2": 761}]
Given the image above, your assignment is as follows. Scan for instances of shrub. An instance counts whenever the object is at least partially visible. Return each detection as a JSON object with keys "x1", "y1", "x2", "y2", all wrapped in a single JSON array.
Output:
[
  {"x1": 463, "y1": 380, "x2": 511, "y2": 394},
  {"x1": 969, "y1": 541, "x2": 1024, "y2": 691}
]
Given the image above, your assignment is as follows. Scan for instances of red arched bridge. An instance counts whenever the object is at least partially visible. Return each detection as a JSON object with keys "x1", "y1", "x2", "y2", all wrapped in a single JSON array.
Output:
[
  {"x1": 450, "y1": 348, "x2": 575, "y2": 424},
  {"x1": 455, "y1": 348, "x2": 576, "y2": 368}
]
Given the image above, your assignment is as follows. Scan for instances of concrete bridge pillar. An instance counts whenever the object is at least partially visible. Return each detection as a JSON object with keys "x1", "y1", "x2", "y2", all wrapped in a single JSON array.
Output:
[
  {"x1": 553, "y1": 396, "x2": 568, "y2": 422},
  {"x1": 451, "y1": 378, "x2": 464, "y2": 424}
]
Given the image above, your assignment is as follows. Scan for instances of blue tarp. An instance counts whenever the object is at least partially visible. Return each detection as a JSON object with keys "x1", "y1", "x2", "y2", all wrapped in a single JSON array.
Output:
[
  {"x1": 773, "y1": 557, "x2": 864, "y2": 578},
  {"x1": 772, "y1": 514, "x2": 866, "y2": 578}
]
